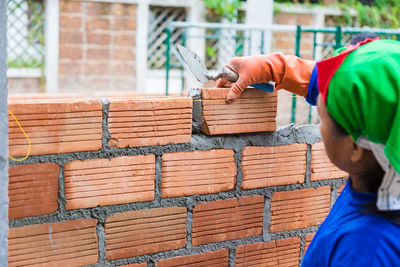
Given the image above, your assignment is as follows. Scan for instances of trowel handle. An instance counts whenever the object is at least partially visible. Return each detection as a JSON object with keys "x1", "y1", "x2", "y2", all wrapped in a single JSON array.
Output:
[
  {"x1": 250, "y1": 83, "x2": 275, "y2": 93},
  {"x1": 221, "y1": 67, "x2": 274, "y2": 93}
]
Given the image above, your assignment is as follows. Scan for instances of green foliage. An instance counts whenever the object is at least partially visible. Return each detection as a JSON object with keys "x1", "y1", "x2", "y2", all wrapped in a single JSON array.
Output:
[
  {"x1": 274, "y1": 0, "x2": 400, "y2": 29},
  {"x1": 203, "y1": 0, "x2": 242, "y2": 22}
]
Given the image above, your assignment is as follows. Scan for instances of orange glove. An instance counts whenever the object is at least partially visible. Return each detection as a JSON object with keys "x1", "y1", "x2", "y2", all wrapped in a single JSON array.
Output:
[{"x1": 217, "y1": 53, "x2": 316, "y2": 103}]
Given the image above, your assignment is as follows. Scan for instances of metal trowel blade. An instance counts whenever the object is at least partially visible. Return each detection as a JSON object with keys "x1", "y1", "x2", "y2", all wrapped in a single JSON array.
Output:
[{"x1": 176, "y1": 44, "x2": 209, "y2": 83}]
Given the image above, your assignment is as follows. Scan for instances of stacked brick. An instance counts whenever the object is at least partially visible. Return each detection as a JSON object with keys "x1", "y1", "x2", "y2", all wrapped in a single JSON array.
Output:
[
  {"x1": 59, "y1": 0, "x2": 137, "y2": 92},
  {"x1": 7, "y1": 88, "x2": 348, "y2": 266}
]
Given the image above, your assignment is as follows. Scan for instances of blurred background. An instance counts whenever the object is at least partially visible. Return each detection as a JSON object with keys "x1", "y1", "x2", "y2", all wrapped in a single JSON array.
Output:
[{"x1": 6, "y1": 0, "x2": 400, "y2": 125}]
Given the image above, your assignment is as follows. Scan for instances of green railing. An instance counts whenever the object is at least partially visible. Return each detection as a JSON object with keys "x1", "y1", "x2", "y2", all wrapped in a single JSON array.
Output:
[{"x1": 165, "y1": 22, "x2": 400, "y2": 124}]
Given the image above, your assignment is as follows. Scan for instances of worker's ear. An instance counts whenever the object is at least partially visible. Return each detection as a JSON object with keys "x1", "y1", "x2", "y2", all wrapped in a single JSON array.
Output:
[{"x1": 349, "y1": 140, "x2": 365, "y2": 163}]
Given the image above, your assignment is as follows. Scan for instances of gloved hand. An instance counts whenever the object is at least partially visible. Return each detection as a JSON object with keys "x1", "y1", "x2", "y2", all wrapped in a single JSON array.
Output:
[{"x1": 217, "y1": 53, "x2": 316, "y2": 103}]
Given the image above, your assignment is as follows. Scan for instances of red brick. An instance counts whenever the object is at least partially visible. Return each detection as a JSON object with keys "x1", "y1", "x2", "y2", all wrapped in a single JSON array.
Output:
[
  {"x1": 108, "y1": 97, "x2": 192, "y2": 148},
  {"x1": 113, "y1": 18, "x2": 137, "y2": 31},
  {"x1": 311, "y1": 142, "x2": 349, "y2": 181},
  {"x1": 59, "y1": 61, "x2": 82, "y2": 75},
  {"x1": 59, "y1": 31, "x2": 83, "y2": 44},
  {"x1": 121, "y1": 264, "x2": 147, "y2": 267},
  {"x1": 111, "y1": 62, "x2": 136, "y2": 75},
  {"x1": 241, "y1": 144, "x2": 307, "y2": 189},
  {"x1": 270, "y1": 187, "x2": 331, "y2": 233},
  {"x1": 60, "y1": 0, "x2": 82, "y2": 13},
  {"x1": 9, "y1": 163, "x2": 59, "y2": 219},
  {"x1": 304, "y1": 233, "x2": 315, "y2": 253},
  {"x1": 113, "y1": 3, "x2": 137, "y2": 16},
  {"x1": 201, "y1": 88, "x2": 277, "y2": 135},
  {"x1": 84, "y1": 62, "x2": 110, "y2": 75},
  {"x1": 162, "y1": 149, "x2": 235, "y2": 198},
  {"x1": 85, "y1": 17, "x2": 110, "y2": 32},
  {"x1": 59, "y1": 45, "x2": 82, "y2": 59},
  {"x1": 86, "y1": 33, "x2": 111, "y2": 45},
  {"x1": 112, "y1": 48, "x2": 136, "y2": 61},
  {"x1": 86, "y1": 2, "x2": 112, "y2": 16},
  {"x1": 105, "y1": 206, "x2": 186, "y2": 259},
  {"x1": 87, "y1": 48, "x2": 110, "y2": 60},
  {"x1": 157, "y1": 249, "x2": 229, "y2": 267},
  {"x1": 236, "y1": 237, "x2": 300, "y2": 267},
  {"x1": 114, "y1": 33, "x2": 135, "y2": 46},
  {"x1": 65, "y1": 155, "x2": 155, "y2": 210},
  {"x1": 8, "y1": 99, "x2": 102, "y2": 156},
  {"x1": 8, "y1": 219, "x2": 98, "y2": 266},
  {"x1": 59, "y1": 15, "x2": 82, "y2": 29},
  {"x1": 192, "y1": 196, "x2": 264, "y2": 246}
]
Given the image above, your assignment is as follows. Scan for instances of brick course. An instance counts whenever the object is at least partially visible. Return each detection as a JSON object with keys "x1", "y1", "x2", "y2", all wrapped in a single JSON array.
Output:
[
  {"x1": 236, "y1": 237, "x2": 301, "y2": 266},
  {"x1": 157, "y1": 249, "x2": 229, "y2": 267},
  {"x1": 241, "y1": 144, "x2": 307, "y2": 189},
  {"x1": 65, "y1": 155, "x2": 155, "y2": 210},
  {"x1": 9, "y1": 162, "x2": 59, "y2": 219},
  {"x1": 105, "y1": 207, "x2": 187, "y2": 259},
  {"x1": 270, "y1": 187, "x2": 331, "y2": 232},
  {"x1": 192, "y1": 196, "x2": 264, "y2": 246},
  {"x1": 8, "y1": 219, "x2": 98, "y2": 266},
  {"x1": 201, "y1": 88, "x2": 277, "y2": 135},
  {"x1": 311, "y1": 142, "x2": 349, "y2": 181},
  {"x1": 8, "y1": 99, "x2": 102, "y2": 156},
  {"x1": 162, "y1": 149, "x2": 236, "y2": 197},
  {"x1": 108, "y1": 97, "x2": 192, "y2": 148}
]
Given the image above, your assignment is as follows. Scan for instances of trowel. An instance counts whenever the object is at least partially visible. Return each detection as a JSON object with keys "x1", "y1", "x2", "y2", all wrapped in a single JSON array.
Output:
[{"x1": 176, "y1": 44, "x2": 274, "y2": 92}]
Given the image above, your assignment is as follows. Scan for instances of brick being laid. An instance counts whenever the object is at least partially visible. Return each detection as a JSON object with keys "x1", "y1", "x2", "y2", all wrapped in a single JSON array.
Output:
[
  {"x1": 241, "y1": 143, "x2": 307, "y2": 189},
  {"x1": 108, "y1": 97, "x2": 192, "y2": 148},
  {"x1": 235, "y1": 237, "x2": 300, "y2": 267},
  {"x1": 192, "y1": 196, "x2": 264, "y2": 246},
  {"x1": 64, "y1": 155, "x2": 155, "y2": 210},
  {"x1": 161, "y1": 149, "x2": 236, "y2": 198},
  {"x1": 8, "y1": 162, "x2": 59, "y2": 219},
  {"x1": 311, "y1": 142, "x2": 349, "y2": 181},
  {"x1": 156, "y1": 249, "x2": 229, "y2": 267},
  {"x1": 269, "y1": 187, "x2": 331, "y2": 233},
  {"x1": 8, "y1": 219, "x2": 98, "y2": 266},
  {"x1": 8, "y1": 98, "x2": 102, "y2": 156},
  {"x1": 105, "y1": 206, "x2": 187, "y2": 259},
  {"x1": 200, "y1": 88, "x2": 277, "y2": 135}
]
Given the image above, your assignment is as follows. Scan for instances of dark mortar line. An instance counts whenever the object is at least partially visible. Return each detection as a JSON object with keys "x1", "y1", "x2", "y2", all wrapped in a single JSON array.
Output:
[
  {"x1": 233, "y1": 149, "x2": 244, "y2": 196},
  {"x1": 189, "y1": 88, "x2": 203, "y2": 134},
  {"x1": 186, "y1": 206, "x2": 193, "y2": 249},
  {"x1": 299, "y1": 235, "x2": 306, "y2": 265},
  {"x1": 100, "y1": 97, "x2": 111, "y2": 151},
  {"x1": 269, "y1": 227, "x2": 319, "y2": 240},
  {"x1": 228, "y1": 247, "x2": 236, "y2": 267},
  {"x1": 96, "y1": 221, "x2": 107, "y2": 266},
  {"x1": 305, "y1": 143, "x2": 312, "y2": 185},
  {"x1": 154, "y1": 154, "x2": 162, "y2": 205},
  {"x1": 58, "y1": 164, "x2": 66, "y2": 213},
  {"x1": 263, "y1": 196, "x2": 272, "y2": 242}
]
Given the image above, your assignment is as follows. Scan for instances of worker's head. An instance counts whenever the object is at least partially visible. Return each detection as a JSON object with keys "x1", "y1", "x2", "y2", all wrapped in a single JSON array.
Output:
[
  {"x1": 316, "y1": 95, "x2": 383, "y2": 192},
  {"x1": 316, "y1": 39, "x2": 400, "y2": 213}
]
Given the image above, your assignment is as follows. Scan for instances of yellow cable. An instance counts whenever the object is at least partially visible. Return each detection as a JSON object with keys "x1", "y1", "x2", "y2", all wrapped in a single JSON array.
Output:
[{"x1": 8, "y1": 110, "x2": 31, "y2": 162}]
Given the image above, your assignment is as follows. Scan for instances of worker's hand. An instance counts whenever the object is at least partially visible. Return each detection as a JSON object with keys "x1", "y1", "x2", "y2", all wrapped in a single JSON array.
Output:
[{"x1": 217, "y1": 53, "x2": 316, "y2": 103}]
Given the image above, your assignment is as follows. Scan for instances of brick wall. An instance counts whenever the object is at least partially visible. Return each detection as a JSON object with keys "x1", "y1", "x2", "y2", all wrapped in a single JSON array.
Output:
[
  {"x1": 7, "y1": 88, "x2": 348, "y2": 266},
  {"x1": 58, "y1": 0, "x2": 137, "y2": 93}
]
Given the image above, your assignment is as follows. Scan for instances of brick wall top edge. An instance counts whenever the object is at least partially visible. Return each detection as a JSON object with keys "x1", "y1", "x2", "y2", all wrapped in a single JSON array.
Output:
[
  {"x1": 200, "y1": 87, "x2": 277, "y2": 99},
  {"x1": 8, "y1": 98, "x2": 102, "y2": 105}
]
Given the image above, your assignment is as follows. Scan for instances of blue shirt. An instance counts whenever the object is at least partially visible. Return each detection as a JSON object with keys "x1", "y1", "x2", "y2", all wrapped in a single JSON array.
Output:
[{"x1": 302, "y1": 180, "x2": 400, "y2": 267}]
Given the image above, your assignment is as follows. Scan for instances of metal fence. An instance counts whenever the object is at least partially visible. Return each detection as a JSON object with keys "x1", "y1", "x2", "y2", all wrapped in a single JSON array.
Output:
[
  {"x1": 165, "y1": 22, "x2": 400, "y2": 124},
  {"x1": 7, "y1": 0, "x2": 45, "y2": 69}
]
